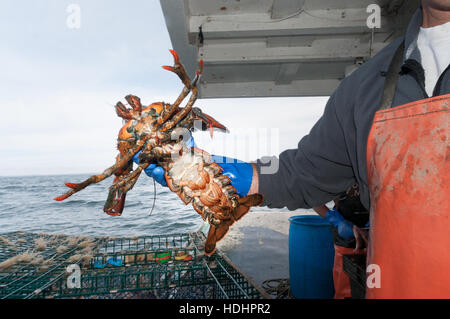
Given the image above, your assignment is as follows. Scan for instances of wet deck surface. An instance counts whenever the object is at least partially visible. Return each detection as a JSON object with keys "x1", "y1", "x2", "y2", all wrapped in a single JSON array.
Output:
[{"x1": 216, "y1": 211, "x2": 315, "y2": 287}]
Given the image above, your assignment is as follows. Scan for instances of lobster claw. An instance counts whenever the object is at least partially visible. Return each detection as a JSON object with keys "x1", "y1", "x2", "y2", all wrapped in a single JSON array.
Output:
[
  {"x1": 104, "y1": 176, "x2": 127, "y2": 216},
  {"x1": 191, "y1": 107, "x2": 228, "y2": 138}
]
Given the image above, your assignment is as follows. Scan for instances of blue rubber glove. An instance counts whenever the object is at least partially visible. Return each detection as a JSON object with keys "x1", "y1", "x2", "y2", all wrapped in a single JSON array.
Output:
[
  {"x1": 132, "y1": 158, "x2": 168, "y2": 187},
  {"x1": 324, "y1": 208, "x2": 354, "y2": 239},
  {"x1": 134, "y1": 135, "x2": 254, "y2": 197},
  {"x1": 132, "y1": 136, "x2": 196, "y2": 187},
  {"x1": 210, "y1": 155, "x2": 253, "y2": 197}
]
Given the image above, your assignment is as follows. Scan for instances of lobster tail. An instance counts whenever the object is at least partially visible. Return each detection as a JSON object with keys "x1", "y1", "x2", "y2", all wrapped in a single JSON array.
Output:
[
  {"x1": 234, "y1": 194, "x2": 264, "y2": 221},
  {"x1": 204, "y1": 224, "x2": 218, "y2": 256}
]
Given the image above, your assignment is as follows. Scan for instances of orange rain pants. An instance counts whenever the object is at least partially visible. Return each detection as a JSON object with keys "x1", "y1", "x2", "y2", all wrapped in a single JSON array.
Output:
[
  {"x1": 333, "y1": 245, "x2": 365, "y2": 299},
  {"x1": 366, "y1": 94, "x2": 450, "y2": 298}
]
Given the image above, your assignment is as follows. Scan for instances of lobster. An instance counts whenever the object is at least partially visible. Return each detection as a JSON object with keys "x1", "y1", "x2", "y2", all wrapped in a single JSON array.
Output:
[{"x1": 54, "y1": 50, "x2": 263, "y2": 256}]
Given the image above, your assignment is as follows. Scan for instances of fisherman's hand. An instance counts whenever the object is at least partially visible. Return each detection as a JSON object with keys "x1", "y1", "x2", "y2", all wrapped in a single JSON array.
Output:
[
  {"x1": 210, "y1": 155, "x2": 253, "y2": 197},
  {"x1": 324, "y1": 208, "x2": 354, "y2": 239},
  {"x1": 353, "y1": 221, "x2": 370, "y2": 251},
  {"x1": 132, "y1": 152, "x2": 168, "y2": 187},
  {"x1": 353, "y1": 225, "x2": 368, "y2": 251}
]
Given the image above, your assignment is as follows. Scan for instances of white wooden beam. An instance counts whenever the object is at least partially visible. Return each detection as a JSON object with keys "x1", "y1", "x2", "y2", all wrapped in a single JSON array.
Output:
[
  {"x1": 198, "y1": 39, "x2": 387, "y2": 64},
  {"x1": 271, "y1": 0, "x2": 305, "y2": 19},
  {"x1": 189, "y1": 8, "x2": 393, "y2": 39},
  {"x1": 275, "y1": 63, "x2": 300, "y2": 84},
  {"x1": 160, "y1": 0, "x2": 419, "y2": 99},
  {"x1": 199, "y1": 79, "x2": 340, "y2": 98}
]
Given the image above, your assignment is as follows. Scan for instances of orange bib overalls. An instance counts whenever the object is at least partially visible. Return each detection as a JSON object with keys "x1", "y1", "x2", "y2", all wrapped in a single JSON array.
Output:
[{"x1": 366, "y1": 42, "x2": 450, "y2": 298}]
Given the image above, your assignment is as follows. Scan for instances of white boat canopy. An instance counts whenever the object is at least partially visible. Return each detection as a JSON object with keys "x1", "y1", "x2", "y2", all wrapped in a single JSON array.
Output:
[{"x1": 160, "y1": 0, "x2": 419, "y2": 98}]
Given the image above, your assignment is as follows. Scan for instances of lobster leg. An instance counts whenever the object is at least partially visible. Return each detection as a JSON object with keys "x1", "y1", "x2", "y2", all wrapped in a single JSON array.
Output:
[
  {"x1": 162, "y1": 49, "x2": 192, "y2": 89},
  {"x1": 54, "y1": 141, "x2": 145, "y2": 201},
  {"x1": 120, "y1": 172, "x2": 140, "y2": 195},
  {"x1": 157, "y1": 50, "x2": 193, "y2": 126},
  {"x1": 158, "y1": 51, "x2": 203, "y2": 130},
  {"x1": 155, "y1": 103, "x2": 179, "y2": 126},
  {"x1": 160, "y1": 85, "x2": 199, "y2": 132},
  {"x1": 111, "y1": 162, "x2": 150, "y2": 192},
  {"x1": 165, "y1": 63, "x2": 201, "y2": 128}
]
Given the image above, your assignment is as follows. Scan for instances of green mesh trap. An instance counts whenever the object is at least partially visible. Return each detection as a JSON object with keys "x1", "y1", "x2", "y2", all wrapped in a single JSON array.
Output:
[{"x1": 0, "y1": 231, "x2": 266, "y2": 299}]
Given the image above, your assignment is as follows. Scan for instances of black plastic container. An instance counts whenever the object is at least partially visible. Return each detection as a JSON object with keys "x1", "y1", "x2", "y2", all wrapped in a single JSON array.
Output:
[{"x1": 342, "y1": 254, "x2": 366, "y2": 299}]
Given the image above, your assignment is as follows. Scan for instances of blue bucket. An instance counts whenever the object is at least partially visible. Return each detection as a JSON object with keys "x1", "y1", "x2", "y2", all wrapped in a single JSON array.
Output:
[{"x1": 288, "y1": 215, "x2": 335, "y2": 298}]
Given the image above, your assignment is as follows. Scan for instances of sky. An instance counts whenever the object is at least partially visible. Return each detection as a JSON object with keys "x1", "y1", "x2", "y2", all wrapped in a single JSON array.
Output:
[{"x1": 0, "y1": 0, "x2": 329, "y2": 176}]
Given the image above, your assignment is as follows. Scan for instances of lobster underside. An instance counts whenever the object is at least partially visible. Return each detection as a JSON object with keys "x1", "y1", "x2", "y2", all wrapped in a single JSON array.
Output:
[
  {"x1": 54, "y1": 49, "x2": 263, "y2": 256},
  {"x1": 164, "y1": 147, "x2": 263, "y2": 254}
]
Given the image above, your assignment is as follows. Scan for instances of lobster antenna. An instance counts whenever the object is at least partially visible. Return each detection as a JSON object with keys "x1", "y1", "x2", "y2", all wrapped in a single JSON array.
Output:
[{"x1": 148, "y1": 178, "x2": 157, "y2": 216}]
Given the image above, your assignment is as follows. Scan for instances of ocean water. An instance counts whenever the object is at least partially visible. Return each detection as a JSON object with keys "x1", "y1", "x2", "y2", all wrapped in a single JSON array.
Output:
[{"x1": 0, "y1": 174, "x2": 280, "y2": 237}]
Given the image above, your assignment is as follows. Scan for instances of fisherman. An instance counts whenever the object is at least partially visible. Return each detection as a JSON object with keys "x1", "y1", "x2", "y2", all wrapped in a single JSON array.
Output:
[{"x1": 136, "y1": 1, "x2": 450, "y2": 298}]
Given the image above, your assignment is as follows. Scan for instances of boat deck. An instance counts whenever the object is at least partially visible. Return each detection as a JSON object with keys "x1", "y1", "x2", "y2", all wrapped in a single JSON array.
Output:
[{"x1": 216, "y1": 210, "x2": 315, "y2": 293}]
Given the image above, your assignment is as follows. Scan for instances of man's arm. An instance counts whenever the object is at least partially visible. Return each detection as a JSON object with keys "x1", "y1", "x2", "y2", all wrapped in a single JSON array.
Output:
[
  {"x1": 312, "y1": 204, "x2": 329, "y2": 218},
  {"x1": 136, "y1": 76, "x2": 359, "y2": 210},
  {"x1": 252, "y1": 83, "x2": 357, "y2": 210}
]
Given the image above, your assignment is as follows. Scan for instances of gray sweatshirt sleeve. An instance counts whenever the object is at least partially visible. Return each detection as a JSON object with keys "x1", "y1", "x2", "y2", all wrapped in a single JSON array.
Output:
[{"x1": 255, "y1": 83, "x2": 357, "y2": 210}]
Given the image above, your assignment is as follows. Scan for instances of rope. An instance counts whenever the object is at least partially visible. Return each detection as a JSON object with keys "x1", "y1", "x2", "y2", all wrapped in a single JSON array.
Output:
[{"x1": 261, "y1": 278, "x2": 291, "y2": 299}]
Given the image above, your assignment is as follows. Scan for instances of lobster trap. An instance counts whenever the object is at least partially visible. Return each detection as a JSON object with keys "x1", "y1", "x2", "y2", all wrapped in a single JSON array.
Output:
[{"x1": 0, "y1": 231, "x2": 266, "y2": 299}]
